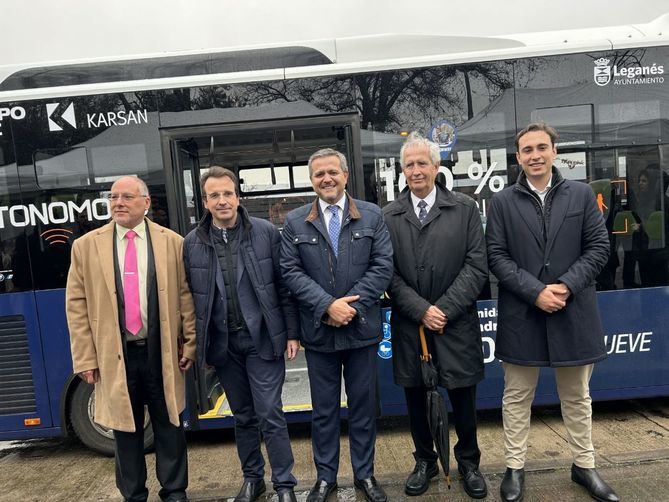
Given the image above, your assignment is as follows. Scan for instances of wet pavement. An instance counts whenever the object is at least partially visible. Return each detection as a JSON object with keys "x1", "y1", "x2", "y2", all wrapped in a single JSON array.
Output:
[{"x1": 0, "y1": 398, "x2": 668, "y2": 501}]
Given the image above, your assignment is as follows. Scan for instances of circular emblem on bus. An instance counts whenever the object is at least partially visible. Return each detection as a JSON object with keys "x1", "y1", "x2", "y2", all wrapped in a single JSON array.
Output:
[
  {"x1": 382, "y1": 322, "x2": 391, "y2": 340},
  {"x1": 429, "y1": 120, "x2": 458, "y2": 159},
  {"x1": 378, "y1": 340, "x2": 392, "y2": 359},
  {"x1": 384, "y1": 309, "x2": 391, "y2": 324}
]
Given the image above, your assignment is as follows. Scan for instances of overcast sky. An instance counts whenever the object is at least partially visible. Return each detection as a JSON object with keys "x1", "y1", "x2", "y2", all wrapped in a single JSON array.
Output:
[{"x1": 2, "y1": 0, "x2": 668, "y2": 66}]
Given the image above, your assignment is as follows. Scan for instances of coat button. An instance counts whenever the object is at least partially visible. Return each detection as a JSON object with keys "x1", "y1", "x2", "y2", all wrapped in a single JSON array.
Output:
[
  {"x1": 118, "y1": 354, "x2": 121, "y2": 360},
  {"x1": 312, "y1": 238, "x2": 316, "y2": 242},
  {"x1": 294, "y1": 237, "x2": 299, "y2": 242}
]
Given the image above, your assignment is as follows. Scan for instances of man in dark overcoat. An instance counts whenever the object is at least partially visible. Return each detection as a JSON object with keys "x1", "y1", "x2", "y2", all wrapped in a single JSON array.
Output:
[
  {"x1": 383, "y1": 133, "x2": 488, "y2": 499},
  {"x1": 183, "y1": 167, "x2": 299, "y2": 502},
  {"x1": 280, "y1": 148, "x2": 393, "y2": 502},
  {"x1": 486, "y1": 123, "x2": 619, "y2": 502}
]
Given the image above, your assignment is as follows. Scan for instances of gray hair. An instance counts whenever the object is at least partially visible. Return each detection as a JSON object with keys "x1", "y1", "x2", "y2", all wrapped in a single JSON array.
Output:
[
  {"x1": 308, "y1": 148, "x2": 349, "y2": 174},
  {"x1": 113, "y1": 175, "x2": 150, "y2": 196},
  {"x1": 399, "y1": 132, "x2": 440, "y2": 167}
]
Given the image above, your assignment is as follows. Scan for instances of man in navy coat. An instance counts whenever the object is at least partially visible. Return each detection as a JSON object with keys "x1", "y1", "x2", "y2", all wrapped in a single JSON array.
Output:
[
  {"x1": 486, "y1": 123, "x2": 619, "y2": 502},
  {"x1": 183, "y1": 166, "x2": 299, "y2": 502},
  {"x1": 281, "y1": 148, "x2": 393, "y2": 502}
]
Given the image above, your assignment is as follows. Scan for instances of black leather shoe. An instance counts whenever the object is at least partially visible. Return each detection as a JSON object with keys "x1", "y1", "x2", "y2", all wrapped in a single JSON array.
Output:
[
  {"x1": 458, "y1": 466, "x2": 488, "y2": 499},
  {"x1": 500, "y1": 467, "x2": 524, "y2": 502},
  {"x1": 234, "y1": 479, "x2": 266, "y2": 502},
  {"x1": 405, "y1": 459, "x2": 439, "y2": 496},
  {"x1": 571, "y1": 464, "x2": 620, "y2": 502},
  {"x1": 306, "y1": 479, "x2": 337, "y2": 502},
  {"x1": 277, "y1": 488, "x2": 298, "y2": 502},
  {"x1": 354, "y1": 477, "x2": 387, "y2": 502}
]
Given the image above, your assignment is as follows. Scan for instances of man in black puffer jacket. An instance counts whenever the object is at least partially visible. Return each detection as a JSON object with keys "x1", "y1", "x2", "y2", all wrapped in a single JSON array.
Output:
[{"x1": 183, "y1": 166, "x2": 299, "y2": 502}]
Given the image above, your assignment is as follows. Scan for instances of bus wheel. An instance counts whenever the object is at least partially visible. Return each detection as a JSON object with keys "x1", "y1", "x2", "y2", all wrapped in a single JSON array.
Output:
[{"x1": 69, "y1": 382, "x2": 154, "y2": 456}]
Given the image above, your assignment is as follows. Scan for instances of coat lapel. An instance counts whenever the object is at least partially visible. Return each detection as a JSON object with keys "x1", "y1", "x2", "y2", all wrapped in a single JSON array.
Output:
[
  {"x1": 421, "y1": 186, "x2": 456, "y2": 228},
  {"x1": 511, "y1": 190, "x2": 544, "y2": 247},
  {"x1": 309, "y1": 205, "x2": 332, "y2": 245},
  {"x1": 545, "y1": 185, "x2": 570, "y2": 256},
  {"x1": 396, "y1": 194, "x2": 422, "y2": 231},
  {"x1": 147, "y1": 220, "x2": 168, "y2": 302},
  {"x1": 94, "y1": 221, "x2": 118, "y2": 303}
]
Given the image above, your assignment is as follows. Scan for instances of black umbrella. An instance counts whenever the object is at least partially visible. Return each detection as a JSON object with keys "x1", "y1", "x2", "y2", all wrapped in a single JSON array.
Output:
[{"x1": 419, "y1": 325, "x2": 451, "y2": 488}]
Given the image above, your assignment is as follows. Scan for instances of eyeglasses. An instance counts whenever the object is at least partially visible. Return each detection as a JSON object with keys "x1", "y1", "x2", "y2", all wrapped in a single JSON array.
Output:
[
  {"x1": 205, "y1": 191, "x2": 237, "y2": 201},
  {"x1": 107, "y1": 193, "x2": 148, "y2": 202}
]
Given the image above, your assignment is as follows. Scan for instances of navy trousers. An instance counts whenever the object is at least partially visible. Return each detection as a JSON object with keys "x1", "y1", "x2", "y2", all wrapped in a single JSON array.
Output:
[
  {"x1": 114, "y1": 344, "x2": 188, "y2": 502},
  {"x1": 305, "y1": 344, "x2": 378, "y2": 483},
  {"x1": 214, "y1": 330, "x2": 296, "y2": 492}
]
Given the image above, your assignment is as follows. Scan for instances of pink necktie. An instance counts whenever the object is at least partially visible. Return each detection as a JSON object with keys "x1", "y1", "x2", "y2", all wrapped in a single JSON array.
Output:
[{"x1": 124, "y1": 230, "x2": 143, "y2": 335}]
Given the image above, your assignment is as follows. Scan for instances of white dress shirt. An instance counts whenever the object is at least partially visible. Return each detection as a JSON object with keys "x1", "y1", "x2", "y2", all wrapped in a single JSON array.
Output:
[
  {"x1": 115, "y1": 221, "x2": 148, "y2": 339},
  {"x1": 410, "y1": 186, "x2": 437, "y2": 219},
  {"x1": 319, "y1": 193, "x2": 346, "y2": 228},
  {"x1": 526, "y1": 176, "x2": 553, "y2": 205}
]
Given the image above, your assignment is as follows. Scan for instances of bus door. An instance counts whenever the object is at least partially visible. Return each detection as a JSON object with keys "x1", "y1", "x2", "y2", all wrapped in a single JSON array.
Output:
[
  {"x1": 161, "y1": 114, "x2": 362, "y2": 428},
  {"x1": 0, "y1": 139, "x2": 54, "y2": 438}
]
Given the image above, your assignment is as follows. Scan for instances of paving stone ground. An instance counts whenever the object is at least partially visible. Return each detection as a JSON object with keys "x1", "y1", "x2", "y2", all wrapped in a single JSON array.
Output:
[{"x1": 1, "y1": 398, "x2": 667, "y2": 501}]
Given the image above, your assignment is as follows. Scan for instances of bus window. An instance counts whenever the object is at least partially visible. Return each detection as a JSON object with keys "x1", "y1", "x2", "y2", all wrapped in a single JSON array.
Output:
[
  {"x1": 516, "y1": 48, "x2": 669, "y2": 291},
  {"x1": 12, "y1": 97, "x2": 170, "y2": 291},
  {"x1": 0, "y1": 139, "x2": 32, "y2": 293}
]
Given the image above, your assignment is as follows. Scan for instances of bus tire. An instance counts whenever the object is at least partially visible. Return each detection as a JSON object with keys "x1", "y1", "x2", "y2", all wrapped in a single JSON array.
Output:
[{"x1": 69, "y1": 382, "x2": 154, "y2": 456}]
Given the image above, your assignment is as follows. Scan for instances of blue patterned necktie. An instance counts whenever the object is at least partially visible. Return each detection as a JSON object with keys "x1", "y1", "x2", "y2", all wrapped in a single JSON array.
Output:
[
  {"x1": 417, "y1": 200, "x2": 428, "y2": 224},
  {"x1": 328, "y1": 205, "x2": 341, "y2": 257}
]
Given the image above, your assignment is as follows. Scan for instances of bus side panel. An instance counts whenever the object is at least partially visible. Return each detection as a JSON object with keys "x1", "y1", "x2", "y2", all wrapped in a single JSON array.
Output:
[
  {"x1": 593, "y1": 287, "x2": 669, "y2": 396},
  {"x1": 378, "y1": 288, "x2": 669, "y2": 414},
  {"x1": 34, "y1": 289, "x2": 72, "y2": 429},
  {"x1": 0, "y1": 291, "x2": 53, "y2": 436}
]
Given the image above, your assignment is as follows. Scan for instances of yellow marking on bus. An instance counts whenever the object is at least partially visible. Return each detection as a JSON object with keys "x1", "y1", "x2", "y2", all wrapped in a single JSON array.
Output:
[
  {"x1": 199, "y1": 397, "x2": 348, "y2": 419},
  {"x1": 199, "y1": 393, "x2": 228, "y2": 419}
]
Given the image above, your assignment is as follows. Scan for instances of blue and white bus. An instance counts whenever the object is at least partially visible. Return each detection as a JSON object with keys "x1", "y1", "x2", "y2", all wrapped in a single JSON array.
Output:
[{"x1": 0, "y1": 2, "x2": 668, "y2": 455}]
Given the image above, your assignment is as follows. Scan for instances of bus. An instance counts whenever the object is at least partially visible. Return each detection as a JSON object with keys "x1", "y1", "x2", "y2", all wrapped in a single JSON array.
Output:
[{"x1": 1, "y1": 4, "x2": 668, "y2": 455}]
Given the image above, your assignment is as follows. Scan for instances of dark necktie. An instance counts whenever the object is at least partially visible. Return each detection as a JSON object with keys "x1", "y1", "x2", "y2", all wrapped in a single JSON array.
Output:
[{"x1": 418, "y1": 200, "x2": 428, "y2": 224}]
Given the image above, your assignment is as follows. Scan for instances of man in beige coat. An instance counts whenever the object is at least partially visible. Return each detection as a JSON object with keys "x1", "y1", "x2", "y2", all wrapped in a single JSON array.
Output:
[{"x1": 66, "y1": 176, "x2": 196, "y2": 502}]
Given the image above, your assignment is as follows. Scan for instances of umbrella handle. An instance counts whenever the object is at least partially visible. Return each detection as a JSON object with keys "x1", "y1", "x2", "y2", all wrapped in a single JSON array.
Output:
[{"x1": 419, "y1": 325, "x2": 431, "y2": 360}]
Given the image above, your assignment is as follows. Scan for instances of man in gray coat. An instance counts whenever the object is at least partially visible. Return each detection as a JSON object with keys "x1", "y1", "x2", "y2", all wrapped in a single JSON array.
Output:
[
  {"x1": 486, "y1": 123, "x2": 618, "y2": 502},
  {"x1": 383, "y1": 133, "x2": 488, "y2": 499}
]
